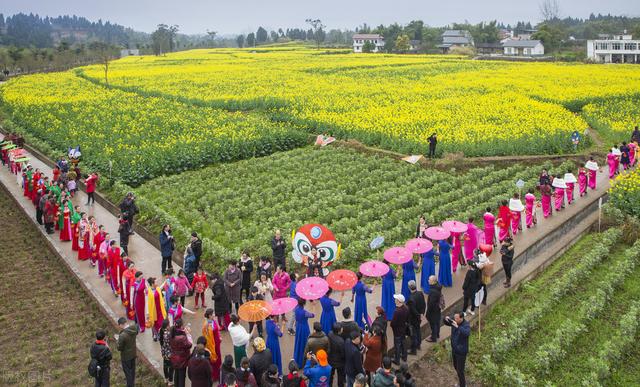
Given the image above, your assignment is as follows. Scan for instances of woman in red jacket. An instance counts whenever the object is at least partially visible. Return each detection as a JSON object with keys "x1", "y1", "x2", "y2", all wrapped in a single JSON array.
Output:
[{"x1": 170, "y1": 319, "x2": 193, "y2": 387}]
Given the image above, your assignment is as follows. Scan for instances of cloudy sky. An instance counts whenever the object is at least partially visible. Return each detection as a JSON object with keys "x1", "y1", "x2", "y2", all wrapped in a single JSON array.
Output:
[{"x1": 4, "y1": 0, "x2": 640, "y2": 35}]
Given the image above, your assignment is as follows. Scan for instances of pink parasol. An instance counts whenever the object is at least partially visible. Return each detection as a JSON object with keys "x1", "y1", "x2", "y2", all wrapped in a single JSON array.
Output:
[
  {"x1": 296, "y1": 277, "x2": 329, "y2": 300},
  {"x1": 270, "y1": 297, "x2": 298, "y2": 315},
  {"x1": 405, "y1": 238, "x2": 433, "y2": 255},
  {"x1": 442, "y1": 220, "x2": 469, "y2": 234},
  {"x1": 383, "y1": 247, "x2": 412, "y2": 264},
  {"x1": 326, "y1": 269, "x2": 358, "y2": 291},
  {"x1": 359, "y1": 260, "x2": 390, "y2": 277},
  {"x1": 425, "y1": 226, "x2": 451, "y2": 241}
]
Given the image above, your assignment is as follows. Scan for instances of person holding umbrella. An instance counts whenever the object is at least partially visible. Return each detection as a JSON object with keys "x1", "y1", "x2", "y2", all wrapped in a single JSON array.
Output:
[
  {"x1": 352, "y1": 272, "x2": 374, "y2": 329},
  {"x1": 293, "y1": 298, "x2": 315, "y2": 369},
  {"x1": 320, "y1": 288, "x2": 341, "y2": 335}
]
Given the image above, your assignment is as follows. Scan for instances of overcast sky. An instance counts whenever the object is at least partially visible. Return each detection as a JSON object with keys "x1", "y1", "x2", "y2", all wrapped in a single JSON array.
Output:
[{"x1": 4, "y1": 0, "x2": 640, "y2": 35}]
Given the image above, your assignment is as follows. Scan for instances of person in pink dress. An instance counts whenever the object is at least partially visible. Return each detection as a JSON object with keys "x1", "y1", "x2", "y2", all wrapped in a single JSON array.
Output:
[
  {"x1": 585, "y1": 157, "x2": 598, "y2": 190},
  {"x1": 524, "y1": 189, "x2": 537, "y2": 228},
  {"x1": 483, "y1": 207, "x2": 496, "y2": 246},
  {"x1": 629, "y1": 141, "x2": 637, "y2": 166},
  {"x1": 578, "y1": 168, "x2": 588, "y2": 197},
  {"x1": 98, "y1": 233, "x2": 110, "y2": 278},
  {"x1": 463, "y1": 217, "x2": 480, "y2": 263},
  {"x1": 564, "y1": 170, "x2": 577, "y2": 204},
  {"x1": 509, "y1": 193, "x2": 524, "y2": 236},
  {"x1": 540, "y1": 183, "x2": 553, "y2": 218},
  {"x1": 147, "y1": 277, "x2": 167, "y2": 341},
  {"x1": 612, "y1": 145, "x2": 621, "y2": 174},
  {"x1": 607, "y1": 149, "x2": 617, "y2": 179},
  {"x1": 497, "y1": 200, "x2": 511, "y2": 242},
  {"x1": 451, "y1": 232, "x2": 462, "y2": 272},
  {"x1": 552, "y1": 176, "x2": 566, "y2": 212},
  {"x1": 132, "y1": 271, "x2": 146, "y2": 332}
]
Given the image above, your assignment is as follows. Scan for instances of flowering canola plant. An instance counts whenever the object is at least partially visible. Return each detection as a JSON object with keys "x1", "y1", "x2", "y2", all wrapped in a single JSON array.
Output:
[{"x1": 609, "y1": 168, "x2": 640, "y2": 218}]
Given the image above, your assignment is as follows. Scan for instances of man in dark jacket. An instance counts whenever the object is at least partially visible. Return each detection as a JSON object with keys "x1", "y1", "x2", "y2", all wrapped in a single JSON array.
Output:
[
  {"x1": 119, "y1": 192, "x2": 139, "y2": 234},
  {"x1": 390, "y1": 294, "x2": 408, "y2": 365},
  {"x1": 427, "y1": 133, "x2": 437, "y2": 158},
  {"x1": 425, "y1": 275, "x2": 442, "y2": 342},
  {"x1": 116, "y1": 318, "x2": 138, "y2": 387},
  {"x1": 90, "y1": 329, "x2": 112, "y2": 387},
  {"x1": 462, "y1": 262, "x2": 481, "y2": 315},
  {"x1": 305, "y1": 322, "x2": 330, "y2": 355},
  {"x1": 190, "y1": 232, "x2": 203, "y2": 269},
  {"x1": 328, "y1": 323, "x2": 346, "y2": 387},
  {"x1": 406, "y1": 281, "x2": 426, "y2": 355},
  {"x1": 249, "y1": 337, "x2": 272, "y2": 387},
  {"x1": 340, "y1": 307, "x2": 361, "y2": 341},
  {"x1": 444, "y1": 312, "x2": 471, "y2": 387},
  {"x1": 344, "y1": 331, "x2": 364, "y2": 387},
  {"x1": 271, "y1": 229, "x2": 287, "y2": 270},
  {"x1": 371, "y1": 356, "x2": 395, "y2": 387},
  {"x1": 159, "y1": 224, "x2": 175, "y2": 274}
]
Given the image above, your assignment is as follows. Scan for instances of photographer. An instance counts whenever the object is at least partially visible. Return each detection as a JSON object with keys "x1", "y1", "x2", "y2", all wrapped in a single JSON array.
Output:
[
  {"x1": 119, "y1": 192, "x2": 139, "y2": 234},
  {"x1": 500, "y1": 237, "x2": 515, "y2": 288},
  {"x1": 160, "y1": 224, "x2": 175, "y2": 274},
  {"x1": 443, "y1": 312, "x2": 470, "y2": 387},
  {"x1": 89, "y1": 329, "x2": 112, "y2": 387}
]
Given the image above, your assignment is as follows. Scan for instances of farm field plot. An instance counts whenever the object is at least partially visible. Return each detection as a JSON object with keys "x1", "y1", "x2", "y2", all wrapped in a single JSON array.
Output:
[
  {"x1": 124, "y1": 146, "x2": 573, "y2": 271},
  {"x1": 77, "y1": 47, "x2": 640, "y2": 155},
  {"x1": 584, "y1": 95, "x2": 640, "y2": 143},
  {"x1": 468, "y1": 227, "x2": 640, "y2": 386},
  {"x1": 0, "y1": 186, "x2": 163, "y2": 386}
]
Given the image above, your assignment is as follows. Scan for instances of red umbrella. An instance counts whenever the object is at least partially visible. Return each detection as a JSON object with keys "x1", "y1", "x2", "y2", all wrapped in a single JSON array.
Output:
[
  {"x1": 359, "y1": 260, "x2": 390, "y2": 277},
  {"x1": 405, "y1": 238, "x2": 433, "y2": 254},
  {"x1": 326, "y1": 269, "x2": 358, "y2": 291},
  {"x1": 479, "y1": 243, "x2": 494, "y2": 256},
  {"x1": 296, "y1": 277, "x2": 329, "y2": 300},
  {"x1": 442, "y1": 220, "x2": 469, "y2": 234},
  {"x1": 425, "y1": 226, "x2": 451, "y2": 240},
  {"x1": 270, "y1": 297, "x2": 298, "y2": 315},
  {"x1": 383, "y1": 247, "x2": 412, "y2": 264}
]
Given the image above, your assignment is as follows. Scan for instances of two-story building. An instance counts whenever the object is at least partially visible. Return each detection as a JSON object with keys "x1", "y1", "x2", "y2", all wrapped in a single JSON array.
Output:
[
  {"x1": 587, "y1": 33, "x2": 640, "y2": 63},
  {"x1": 437, "y1": 30, "x2": 474, "y2": 53},
  {"x1": 352, "y1": 34, "x2": 385, "y2": 53}
]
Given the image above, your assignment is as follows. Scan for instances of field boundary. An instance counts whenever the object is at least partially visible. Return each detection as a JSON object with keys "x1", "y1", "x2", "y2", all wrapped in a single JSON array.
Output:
[{"x1": 0, "y1": 180, "x2": 165, "y2": 380}]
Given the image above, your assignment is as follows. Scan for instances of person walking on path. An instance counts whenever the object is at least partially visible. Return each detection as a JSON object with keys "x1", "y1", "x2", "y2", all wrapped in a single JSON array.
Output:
[
  {"x1": 585, "y1": 157, "x2": 599, "y2": 190},
  {"x1": 119, "y1": 192, "x2": 138, "y2": 234},
  {"x1": 271, "y1": 230, "x2": 287, "y2": 270},
  {"x1": 224, "y1": 260, "x2": 243, "y2": 314},
  {"x1": 437, "y1": 239, "x2": 453, "y2": 288},
  {"x1": 293, "y1": 298, "x2": 315, "y2": 369},
  {"x1": 344, "y1": 331, "x2": 365, "y2": 387},
  {"x1": 400, "y1": 257, "x2": 417, "y2": 302},
  {"x1": 578, "y1": 167, "x2": 588, "y2": 197},
  {"x1": 202, "y1": 308, "x2": 222, "y2": 382},
  {"x1": 159, "y1": 319, "x2": 174, "y2": 385},
  {"x1": 90, "y1": 329, "x2": 112, "y2": 387},
  {"x1": 497, "y1": 199, "x2": 512, "y2": 242},
  {"x1": 159, "y1": 224, "x2": 175, "y2": 274},
  {"x1": 427, "y1": 133, "x2": 437, "y2": 158},
  {"x1": 425, "y1": 275, "x2": 442, "y2": 342},
  {"x1": 483, "y1": 207, "x2": 496, "y2": 246},
  {"x1": 116, "y1": 317, "x2": 138, "y2": 387},
  {"x1": 524, "y1": 189, "x2": 537, "y2": 228},
  {"x1": 352, "y1": 272, "x2": 373, "y2": 329},
  {"x1": 84, "y1": 172, "x2": 98, "y2": 206},
  {"x1": 381, "y1": 262, "x2": 396, "y2": 320},
  {"x1": 304, "y1": 350, "x2": 332, "y2": 387},
  {"x1": 501, "y1": 237, "x2": 515, "y2": 288},
  {"x1": 390, "y1": 294, "x2": 408, "y2": 365},
  {"x1": 406, "y1": 281, "x2": 425, "y2": 355},
  {"x1": 462, "y1": 262, "x2": 481, "y2": 316},
  {"x1": 328, "y1": 323, "x2": 346, "y2": 387},
  {"x1": 444, "y1": 312, "x2": 470, "y2": 387},
  {"x1": 210, "y1": 272, "x2": 231, "y2": 330}
]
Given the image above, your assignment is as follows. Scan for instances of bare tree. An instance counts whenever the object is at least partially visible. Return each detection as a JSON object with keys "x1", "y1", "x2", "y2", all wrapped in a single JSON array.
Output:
[
  {"x1": 88, "y1": 42, "x2": 115, "y2": 85},
  {"x1": 306, "y1": 18, "x2": 326, "y2": 49},
  {"x1": 539, "y1": 0, "x2": 560, "y2": 21}
]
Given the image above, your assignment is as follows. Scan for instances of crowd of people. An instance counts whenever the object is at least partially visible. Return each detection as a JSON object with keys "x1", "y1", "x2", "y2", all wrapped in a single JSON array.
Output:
[{"x1": 2, "y1": 131, "x2": 638, "y2": 387}]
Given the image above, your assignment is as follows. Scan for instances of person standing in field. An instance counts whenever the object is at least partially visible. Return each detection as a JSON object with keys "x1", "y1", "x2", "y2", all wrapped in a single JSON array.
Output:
[
  {"x1": 116, "y1": 317, "x2": 139, "y2": 387},
  {"x1": 89, "y1": 329, "x2": 112, "y2": 387},
  {"x1": 271, "y1": 229, "x2": 287, "y2": 271},
  {"x1": 427, "y1": 133, "x2": 437, "y2": 158}
]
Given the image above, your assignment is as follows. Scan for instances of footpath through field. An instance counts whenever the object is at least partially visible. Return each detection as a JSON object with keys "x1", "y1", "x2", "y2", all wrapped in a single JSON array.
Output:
[{"x1": 0, "y1": 134, "x2": 611, "y2": 383}]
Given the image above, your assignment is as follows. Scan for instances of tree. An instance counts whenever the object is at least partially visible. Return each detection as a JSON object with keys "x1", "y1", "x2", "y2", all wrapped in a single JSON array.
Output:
[
  {"x1": 395, "y1": 34, "x2": 410, "y2": 52},
  {"x1": 256, "y1": 27, "x2": 268, "y2": 44},
  {"x1": 532, "y1": 23, "x2": 564, "y2": 52},
  {"x1": 539, "y1": 0, "x2": 561, "y2": 22},
  {"x1": 362, "y1": 41, "x2": 375, "y2": 53},
  {"x1": 151, "y1": 24, "x2": 172, "y2": 55},
  {"x1": 206, "y1": 30, "x2": 217, "y2": 48},
  {"x1": 236, "y1": 34, "x2": 245, "y2": 48},
  {"x1": 87, "y1": 41, "x2": 116, "y2": 85},
  {"x1": 246, "y1": 32, "x2": 256, "y2": 47},
  {"x1": 270, "y1": 30, "x2": 279, "y2": 42},
  {"x1": 7, "y1": 46, "x2": 23, "y2": 67},
  {"x1": 306, "y1": 18, "x2": 326, "y2": 49}
]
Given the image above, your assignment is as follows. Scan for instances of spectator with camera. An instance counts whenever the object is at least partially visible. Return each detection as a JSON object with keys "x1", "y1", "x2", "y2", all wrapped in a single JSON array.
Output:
[{"x1": 443, "y1": 312, "x2": 470, "y2": 387}]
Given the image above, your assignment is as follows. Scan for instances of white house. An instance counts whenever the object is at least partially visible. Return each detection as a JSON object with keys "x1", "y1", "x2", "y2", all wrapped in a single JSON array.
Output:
[
  {"x1": 502, "y1": 39, "x2": 544, "y2": 56},
  {"x1": 353, "y1": 34, "x2": 385, "y2": 53},
  {"x1": 587, "y1": 33, "x2": 640, "y2": 63},
  {"x1": 120, "y1": 49, "x2": 140, "y2": 57}
]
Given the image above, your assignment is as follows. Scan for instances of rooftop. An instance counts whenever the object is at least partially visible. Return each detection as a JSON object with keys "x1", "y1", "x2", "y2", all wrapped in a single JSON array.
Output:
[
  {"x1": 353, "y1": 34, "x2": 384, "y2": 40},
  {"x1": 502, "y1": 39, "x2": 542, "y2": 48}
]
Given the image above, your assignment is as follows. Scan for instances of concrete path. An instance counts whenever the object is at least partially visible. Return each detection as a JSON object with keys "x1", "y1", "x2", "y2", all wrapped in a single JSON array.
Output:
[{"x1": 0, "y1": 134, "x2": 611, "y2": 383}]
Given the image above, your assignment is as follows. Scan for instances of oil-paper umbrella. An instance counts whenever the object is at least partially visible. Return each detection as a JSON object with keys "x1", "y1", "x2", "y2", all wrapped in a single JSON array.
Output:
[
  {"x1": 359, "y1": 260, "x2": 390, "y2": 277},
  {"x1": 238, "y1": 300, "x2": 272, "y2": 322},
  {"x1": 296, "y1": 277, "x2": 330, "y2": 300},
  {"x1": 425, "y1": 226, "x2": 451, "y2": 241},
  {"x1": 270, "y1": 297, "x2": 298, "y2": 315},
  {"x1": 383, "y1": 247, "x2": 412, "y2": 265},
  {"x1": 405, "y1": 238, "x2": 433, "y2": 255},
  {"x1": 442, "y1": 220, "x2": 469, "y2": 234},
  {"x1": 326, "y1": 269, "x2": 358, "y2": 291}
]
